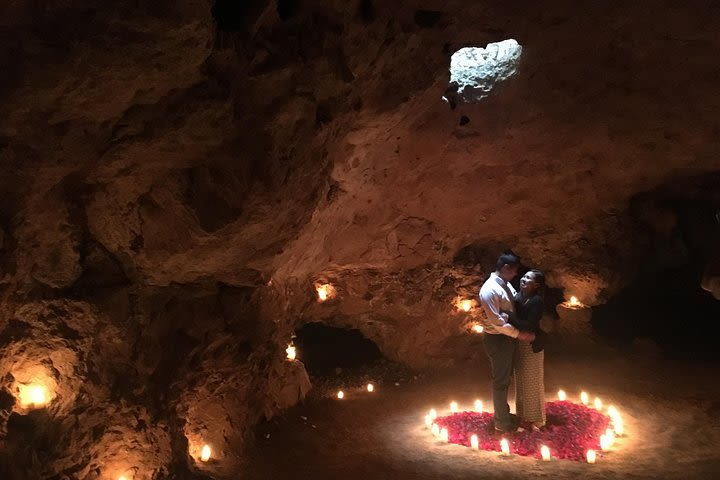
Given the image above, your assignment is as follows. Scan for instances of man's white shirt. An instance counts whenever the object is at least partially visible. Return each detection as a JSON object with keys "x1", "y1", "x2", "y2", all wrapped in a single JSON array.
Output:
[{"x1": 479, "y1": 272, "x2": 520, "y2": 338}]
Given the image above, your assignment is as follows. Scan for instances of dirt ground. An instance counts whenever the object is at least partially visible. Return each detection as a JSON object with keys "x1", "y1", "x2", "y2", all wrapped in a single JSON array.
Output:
[{"x1": 243, "y1": 343, "x2": 720, "y2": 480}]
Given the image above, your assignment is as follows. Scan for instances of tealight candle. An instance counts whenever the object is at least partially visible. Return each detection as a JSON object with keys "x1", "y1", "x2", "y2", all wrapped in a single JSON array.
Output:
[
  {"x1": 429, "y1": 408, "x2": 437, "y2": 420},
  {"x1": 474, "y1": 399, "x2": 483, "y2": 412},
  {"x1": 600, "y1": 434, "x2": 611, "y2": 451},
  {"x1": 472, "y1": 324, "x2": 484, "y2": 333},
  {"x1": 424, "y1": 415, "x2": 432, "y2": 427},
  {"x1": 541, "y1": 445, "x2": 551, "y2": 461},
  {"x1": 586, "y1": 449, "x2": 596, "y2": 464},
  {"x1": 286, "y1": 344, "x2": 296, "y2": 361},
  {"x1": 431, "y1": 424, "x2": 440, "y2": 437},
  {"x1": 440, "y1": 428, "x2": 449, "y2": 442},
  {"x1": 200, "y1": 444, "x2": 212, "y2": 462},
  {"x1": 450, "y1": 401, "x2": 458, "y2": 413},
  {"x1": 594, "y1": 397, "x2": 602, "y2": 410},
  {"x1": 558, "y1": 389, "x2": 567, "y2": 401},
  {"x1": 580, "y1": 391, "x2": 589, "y2": 405},
  {"x1": 460, "y1": 300, "x2": 472, "y2": 312},
  {"x1": 614, "y1": 418, "x2": 624, "y2": 436},
  {"x1": 569, "y1": 296, "x2": 579, "y2": 306},
  {"x1": 337, "y1": 390, "x2": 344, "y2": 399},
  {"x1": 470, "y1": 434, "x2": 479, "y2": 450},
  {"x1": 500, "y1": 438, "x2": 510, "y2": 456},
  {"x1": 367, "y1": 383, "x2": 374, "y2": 392},
  {"x1": 317, "y1": 284, "x2": 329, "y2": 301}
]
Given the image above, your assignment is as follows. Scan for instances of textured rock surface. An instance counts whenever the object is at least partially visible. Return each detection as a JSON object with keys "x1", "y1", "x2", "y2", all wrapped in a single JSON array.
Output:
[{"x1": 0, "y1": 0, "x2": 719, "y2": 477}]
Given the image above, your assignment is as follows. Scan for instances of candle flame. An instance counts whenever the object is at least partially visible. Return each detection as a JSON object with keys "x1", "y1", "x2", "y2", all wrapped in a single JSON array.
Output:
[
  {"x1": 470, "y1": 434, "x2": 479, "y2": 450},
  {"x1": 558, "y1": 389, "x2": 567, "y2": 401},
  {"x1": 431, "y1": 423, "x2": 440, "y2": 437},
  {"x1": 569, "y1": 296, "x2": 579, "y2": 306},
  {"x1": 367, "y1": 383, "x2": 374, "y2": 392},
  {"x1": 500, "y1": 438, "x2": 510, "y2": 456},
  {"x1": 317, "y1": 284, "x2": 329, "y2": 301},
  {"x1": 580, "y1": 391, "x2": 589, "y2": 404},
  {"x1": 594, "y1": 397, "x2": 603, "y2": 410},
  {"x1": 429, "y1": 408, "x2": 437, "y2": 420},
  {"x1": 600, "y1": 434, "x2": 611, "y2": 451},
  {"x1": 286, "y1": 344, "x2": 296, "y2": 361},
  {"x1": 614, "y1": 418, "x2": 624, "y2": 436},
  {"x1": 200, "y1": 444, "x2": 211, "y2": 462},
  {"x1": 541, "y1": 445, "x2": 551, "y2": 461},
  {"x1": 472, "y1": 324, "x2": 484, "y2": 333},
  {"x1": 449, "y1": 401, "x2": 458, "y2": 413},
  {"x1": 424, "y1": 414, "x2": 432, "y2": 427},
  {"x1": 440, "y1": 428, "x2": 449, "y2": 442},
  {"x1": 337, "y1": 390, "x2": 344, "y2": 399},
  {"x1": 474, "y1": 399, "x2": 483, "y2": 412},
  {"x1": 460, "y1": 300, "x2": 472, "y2": 312},
  {"x1": 607, "y1": 405, "x2": 618, "y2": 418},
  {"x1": 586, "y1": 449, "x2": 596, "y2": 464},
  {"x1": 17, "y1": 383, "x2": 49, "y2": 408}
]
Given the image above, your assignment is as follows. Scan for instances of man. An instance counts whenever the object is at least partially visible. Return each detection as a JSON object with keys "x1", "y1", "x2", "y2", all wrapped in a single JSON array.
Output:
[{"x1": 479, "y1": 253, "x2": 535, "y2": 432}]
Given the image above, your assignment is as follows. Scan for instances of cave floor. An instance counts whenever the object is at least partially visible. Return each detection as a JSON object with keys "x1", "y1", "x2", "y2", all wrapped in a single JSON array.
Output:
[{"x1": 243, "y1": 344, "x2": 720, "y2": 480}]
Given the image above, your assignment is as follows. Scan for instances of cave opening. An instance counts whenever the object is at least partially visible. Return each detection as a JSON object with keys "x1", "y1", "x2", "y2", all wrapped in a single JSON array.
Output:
[{"x1": 294, "y1": 323, "x2": 383, "y2": 377}]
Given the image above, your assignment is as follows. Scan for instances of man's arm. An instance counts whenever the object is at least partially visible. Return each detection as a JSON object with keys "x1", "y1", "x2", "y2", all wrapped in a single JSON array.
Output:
[{"x1": 479, "y1": 287, "x2": 519, "y2": 338}]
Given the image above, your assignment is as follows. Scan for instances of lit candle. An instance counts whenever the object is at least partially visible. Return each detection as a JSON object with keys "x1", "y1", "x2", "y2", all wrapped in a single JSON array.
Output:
[
  {"x1": 424, "y1": 415, "x2": 432, "y2": 427},
  {"x1": 580, "y1": 391, "x2": 589, "y2": 405},
  {"x1": 600, "y1": 434, "x2": 611, "y2": 451},
  {"x1": 607, "y1": 405, "x2": 618, "y2": 418},
  {"x1": 460, "y1": 300, "x2": 472, "y2": 312},
  {"x1": 474, "y1": 399, "x2": 483, "y2": 412},
  {"x1": 18, "y1": 383, "x2": 49, "y2": 408},
  {"x1": 569, "y1": 296, "x2": 579, "y2": 306},
  {"x1": 337, "y1": 390, "x2": 344, "y2": 399},
  {"x1": 541, "y1": 445, "x2": 551, "y2": 461},
  {"x1": 470, "y1": 434, "x2": 479, "y2": 450},
  {"x1": 367, "y1": 383, "x2": 374, "y2": 393},
  {"x1": 431, "y1": 423, "x2": 440, "y2": 437},
  {"x1": 286, "y1": 344, "x2": 296, "y2": 361},
  {"x1": 200, "y1": 444, "x2": 212, "y2": 462},
  {"x1": 472, "y1": 324, "x2": 484, "y2": 333},
  {"x1": 586, "y1": 449, "x2": 596, "y2": 464},
  {"x1": 429, "y1": 408, "x2": 437, "y2": 420},
  {"x1": 594, "y1": 397, "x2": 602, "y2": 410},
  {"x1": 440, "y1": 428, "x2": 449, "y2": 442},
  {"x1": 558, "y1": 389, "x2": 567, "y2": 401},
  {"x1": 614, "y1": 418, "x2": 624, "y2": 436},
  {"x1": 605, "y1": 428, "x2": 615, "y2": 446},
  {"x1": 450, "y1": 401, "x2": 458, "y2": 413},
  {"x1": 500, "y1": 438, "x2": 510, "y2": 456}
]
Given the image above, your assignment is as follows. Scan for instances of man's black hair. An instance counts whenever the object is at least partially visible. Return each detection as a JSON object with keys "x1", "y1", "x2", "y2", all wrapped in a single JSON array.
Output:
[{"x1": 495, "y1": 252, "x2": 521, "y2": 271}]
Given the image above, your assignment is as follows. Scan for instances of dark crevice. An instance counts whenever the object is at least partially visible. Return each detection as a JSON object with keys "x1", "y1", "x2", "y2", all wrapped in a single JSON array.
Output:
[
  {"x1": 294, "y1": 323, "x2": 383, "y2": 376},
  {"x1": 414, "y1": 10, "x2": 442, "y2": 28}
]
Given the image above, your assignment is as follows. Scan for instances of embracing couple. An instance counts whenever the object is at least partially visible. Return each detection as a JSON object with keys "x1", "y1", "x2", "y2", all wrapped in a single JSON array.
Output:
[{"x1": 478, "y1": 252, "x2": 546, "y2": 433}]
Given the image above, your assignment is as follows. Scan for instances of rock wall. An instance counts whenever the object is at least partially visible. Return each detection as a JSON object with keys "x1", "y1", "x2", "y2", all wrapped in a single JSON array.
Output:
[{"x1": 0, "y1": 0, "x2": 719, "y2": 477}]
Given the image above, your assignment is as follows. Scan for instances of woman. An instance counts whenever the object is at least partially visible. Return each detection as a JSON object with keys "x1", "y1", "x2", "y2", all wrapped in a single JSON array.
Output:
[{"x1": 510, "y1": 269, "x2": 547, "y2": 429}]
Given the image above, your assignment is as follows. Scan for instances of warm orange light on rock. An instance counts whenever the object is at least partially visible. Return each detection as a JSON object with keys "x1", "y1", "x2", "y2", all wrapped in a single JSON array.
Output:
[
  {"x1": 17, "y1": 383, "x2": 49, "y2": 408},
  {"x1": 200, "y1": 444, "x2": 211, "y2": 462},
  {"x1": 315, "y1": 283, "x2": 336, "y2": 302},
  {"x1": 286, "y1": 344, "x2": 296, "y2": 361}
]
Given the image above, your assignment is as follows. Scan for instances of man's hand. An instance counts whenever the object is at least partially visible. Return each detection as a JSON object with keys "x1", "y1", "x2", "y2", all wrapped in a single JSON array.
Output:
[{"x1": 517, "y1": 331, "x2": 536, "y2": 342}]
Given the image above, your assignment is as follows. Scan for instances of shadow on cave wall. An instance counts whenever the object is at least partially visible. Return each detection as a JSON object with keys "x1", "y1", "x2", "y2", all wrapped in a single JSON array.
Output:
[{"x1": 592, "y1": 173, "x2": 720, "y2": 359}]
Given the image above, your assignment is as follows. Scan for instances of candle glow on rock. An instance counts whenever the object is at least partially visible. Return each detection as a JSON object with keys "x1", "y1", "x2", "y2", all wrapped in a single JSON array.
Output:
[
  {"x1": 586, "y1": 449, "x2": 596, "y2": 464},
  {"x1": 200, "y1": 444, "x2": 212, "y2": 462},
  {"x1": 580, "y1": 391, "x2": 589, "y2": 404},
  {"x1": 474, "y1": 399, "x2": 483, "y2": 412},
  {"x1": 450, "y1": 401, "x2": 458, "y2": 413},
  {"x1": 558, "y1": 389, "x2": 567, "y2": 401},
  {"x1": 17, "y1": 383, "x2": 49, "y2": 408},
  {"x1": 541, "y1": 445, "x2": 551, "y2": 461},
  {"x1": 470, "y1": 434, "x2": 479, "y2": 450},
  {"x1": 286, "y1": 344, "x2": 296, "y2": 361},
  {"x1": 500, "y1": 438, "x2": 510, "y2": 456}
]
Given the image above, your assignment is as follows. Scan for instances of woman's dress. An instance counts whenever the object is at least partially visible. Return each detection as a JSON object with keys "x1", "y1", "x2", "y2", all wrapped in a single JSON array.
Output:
[{"x1": 511, "y1": 293, "x2": 546, "y2": 426}]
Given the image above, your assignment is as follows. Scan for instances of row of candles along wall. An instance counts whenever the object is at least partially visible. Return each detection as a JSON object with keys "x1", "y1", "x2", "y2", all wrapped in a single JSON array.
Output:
[
  {"x1": 315, "y1": 283, "x2": 583, "y2": 309},
  {"x1": 424, "y1": 391, "x2": 624, "y2": 463}
]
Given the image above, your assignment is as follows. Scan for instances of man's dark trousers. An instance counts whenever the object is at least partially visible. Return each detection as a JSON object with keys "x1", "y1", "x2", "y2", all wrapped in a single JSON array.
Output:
[{"x1": 483, "y1": 333, "x2": 517, "y2": 431}]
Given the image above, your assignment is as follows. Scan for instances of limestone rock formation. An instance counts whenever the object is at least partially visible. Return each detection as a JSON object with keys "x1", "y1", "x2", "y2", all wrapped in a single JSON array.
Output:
[{"x1": 0, "y1": 0, "x2": 718, "y2": 477}]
